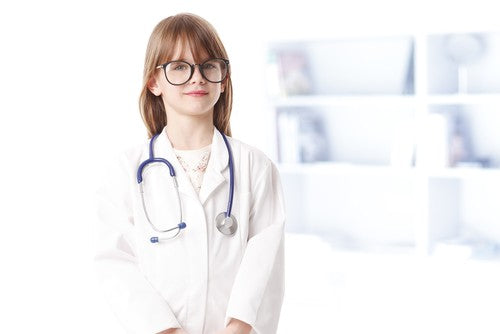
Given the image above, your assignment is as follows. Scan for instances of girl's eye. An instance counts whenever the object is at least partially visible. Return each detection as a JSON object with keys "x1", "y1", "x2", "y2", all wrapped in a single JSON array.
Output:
[
  {"x1": 168, "y1": 62, "x2": 189, "y2": 71},
  {"x1": 202, "y1": 63, "x2": 216, "y2": 70},
  {"x1": 174, "y1": 64, "x2": 188, "y2": 71}
]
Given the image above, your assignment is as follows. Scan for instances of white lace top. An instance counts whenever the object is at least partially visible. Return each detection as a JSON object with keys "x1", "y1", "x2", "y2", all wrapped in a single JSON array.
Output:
[{"x1": 174, "y1": 144, "x2": 212, "y2": 195}]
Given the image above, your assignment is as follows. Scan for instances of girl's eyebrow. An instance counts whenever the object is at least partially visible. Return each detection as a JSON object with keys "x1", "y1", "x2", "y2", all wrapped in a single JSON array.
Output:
[{"x1": 171, "y1": 56, "x2": 212, "y2": 64}]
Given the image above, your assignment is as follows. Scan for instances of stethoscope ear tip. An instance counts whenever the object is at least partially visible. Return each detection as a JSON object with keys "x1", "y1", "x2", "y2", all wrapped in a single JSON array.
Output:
[
  {"x1": 179, "y1": 222, "x2": 187, "y2": 229},
  {"x1": 150, "y1": 237, "x2": 159, "y2": 243}
]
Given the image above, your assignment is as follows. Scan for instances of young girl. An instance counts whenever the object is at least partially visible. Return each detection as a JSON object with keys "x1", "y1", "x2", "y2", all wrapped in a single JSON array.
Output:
[{"x1": 95, "y1": 13, "x2": 285, "y2": 334}]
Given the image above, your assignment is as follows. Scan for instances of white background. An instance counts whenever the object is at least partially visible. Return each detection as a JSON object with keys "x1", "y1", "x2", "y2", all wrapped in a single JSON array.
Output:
[{"x1": 1, "y1": 0, "x2": 499, "y2": 332}]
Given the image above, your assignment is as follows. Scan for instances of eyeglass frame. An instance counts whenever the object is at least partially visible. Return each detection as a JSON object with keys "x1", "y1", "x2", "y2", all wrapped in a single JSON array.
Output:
[{"x1": 155, "y1": 58, "x2": 230, "y2": 86}]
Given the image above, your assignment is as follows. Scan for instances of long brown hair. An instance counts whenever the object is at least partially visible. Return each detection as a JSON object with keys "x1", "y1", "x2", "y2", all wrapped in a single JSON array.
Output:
[{"x1": 139, "y1": 13, "x2": 233, "y2": 138}]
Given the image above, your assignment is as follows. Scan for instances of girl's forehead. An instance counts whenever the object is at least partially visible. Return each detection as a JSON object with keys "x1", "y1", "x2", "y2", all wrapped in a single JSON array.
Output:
[{"x1": 170, "y1": 40, "x2": 209, "y2": 62}]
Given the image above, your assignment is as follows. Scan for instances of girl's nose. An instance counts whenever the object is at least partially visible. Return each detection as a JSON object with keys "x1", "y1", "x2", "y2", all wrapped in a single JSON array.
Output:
[{"x1": 190, "y1": 64, "x2": 205, "y2": 84}]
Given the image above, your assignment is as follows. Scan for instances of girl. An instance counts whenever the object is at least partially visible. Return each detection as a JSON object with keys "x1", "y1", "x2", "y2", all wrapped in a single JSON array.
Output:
[{"x1": 95, "y1": 13, "x2": 285, "y2": 334}]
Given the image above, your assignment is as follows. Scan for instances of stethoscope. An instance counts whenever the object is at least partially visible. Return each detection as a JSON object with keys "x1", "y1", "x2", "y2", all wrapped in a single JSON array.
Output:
[{"x1": 136, "y1": 129, "x2": 237, "y2": 243}]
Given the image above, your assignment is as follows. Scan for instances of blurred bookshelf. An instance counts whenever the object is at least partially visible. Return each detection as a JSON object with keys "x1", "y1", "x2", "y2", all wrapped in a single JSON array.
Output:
[{"x1": 267, "y1": 32, "x2": 500, "y2": 259}]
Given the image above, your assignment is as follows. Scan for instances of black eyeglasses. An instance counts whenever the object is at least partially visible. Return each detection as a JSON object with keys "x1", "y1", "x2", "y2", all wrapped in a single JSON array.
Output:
[{"x1": 156, "y1": 58, "x2": 230, "y2": 86}]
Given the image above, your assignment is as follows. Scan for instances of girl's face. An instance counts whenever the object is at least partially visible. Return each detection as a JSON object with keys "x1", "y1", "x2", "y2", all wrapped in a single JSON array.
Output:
[{"x1": 148, "y1": 44, "x2": 226, "y2": 120}]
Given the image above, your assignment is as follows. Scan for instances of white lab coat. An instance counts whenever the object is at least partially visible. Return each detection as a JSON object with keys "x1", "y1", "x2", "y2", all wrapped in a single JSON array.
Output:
[{"x1": 94, "y1": 126, "x2": 285, "y2": 334}]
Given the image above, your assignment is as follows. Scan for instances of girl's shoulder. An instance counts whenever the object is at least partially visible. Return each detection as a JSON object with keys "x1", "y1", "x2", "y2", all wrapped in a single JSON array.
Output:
[
  {"x1": 106, "y1": 139, "x2": 150, "y2": 177},
  {"x1": 227, "y1": 136, "x2": 275, "y2": 171}
]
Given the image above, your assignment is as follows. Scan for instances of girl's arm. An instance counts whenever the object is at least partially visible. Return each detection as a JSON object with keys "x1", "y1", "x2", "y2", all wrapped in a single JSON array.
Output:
[
  {"x1": 224, "y1": 160, "x2": 286, "y2": 334},
  {"x1": 214, "y1": 318, "x2": 252, "y2": 334},
  {"x1": 95, "y1": 152, "x2": 183, "y2": 333},
  {"x1": 227, "y1": 318, "x2": 252, "y2": 334},
  {"x1": 157, "y1": 329, "x2": 189, "y2": 334}
]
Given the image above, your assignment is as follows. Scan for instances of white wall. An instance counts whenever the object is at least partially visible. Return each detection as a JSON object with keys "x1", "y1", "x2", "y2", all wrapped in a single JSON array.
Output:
[{"x1": 1, "y1": 0, "x2": 499, "y2": 332}]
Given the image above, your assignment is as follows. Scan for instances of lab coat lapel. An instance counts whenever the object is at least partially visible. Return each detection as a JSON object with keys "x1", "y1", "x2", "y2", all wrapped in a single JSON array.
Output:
[
  {"x1": 199, "y1": 129, "x2": 229, "y2": 205},
  {"x1": 154, "y1": 127, "x2": 198, "y2": 199}
]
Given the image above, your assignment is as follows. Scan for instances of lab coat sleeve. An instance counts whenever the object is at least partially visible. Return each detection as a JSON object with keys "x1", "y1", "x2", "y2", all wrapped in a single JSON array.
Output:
[
  {"x1": 94, "y1": 152, "x2": 181, "y2": 334},
  {"x1": 225, "y1": 161, "x2": 286, "y2": 334}
]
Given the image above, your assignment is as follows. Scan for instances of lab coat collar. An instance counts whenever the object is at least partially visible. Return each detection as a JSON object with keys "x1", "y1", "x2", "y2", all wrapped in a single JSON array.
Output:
[
  {"x1": 199, "y1": 128, "x2": 229, "y2": 205},
  {"x1": 155, "y1": 126, "x2": 229, "y2": 203}
]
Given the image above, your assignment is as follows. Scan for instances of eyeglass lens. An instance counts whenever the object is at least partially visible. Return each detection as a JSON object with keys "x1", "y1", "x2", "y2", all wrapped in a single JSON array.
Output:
[{"x1": 164, "y1": 59, "x2": 228, "y2": 85}]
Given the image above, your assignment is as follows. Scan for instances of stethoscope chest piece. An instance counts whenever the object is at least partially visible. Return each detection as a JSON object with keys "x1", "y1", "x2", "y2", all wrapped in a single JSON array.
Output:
[{"x1": 215, "y1": 212, "x2": 238, "y2": 236}]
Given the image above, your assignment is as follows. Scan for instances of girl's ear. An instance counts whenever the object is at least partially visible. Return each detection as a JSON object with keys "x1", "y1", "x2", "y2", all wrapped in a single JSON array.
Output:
[
  {"x1": 221, "y1": 74, "x2": 229, "y2": 93},
  {"x1": 147, "y1": 75, "x2": 162, "y2": 96}
]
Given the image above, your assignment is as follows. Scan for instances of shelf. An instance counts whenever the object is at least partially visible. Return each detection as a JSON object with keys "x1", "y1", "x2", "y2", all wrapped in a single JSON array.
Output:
[
  {"x1": 278, "y1": 163, "x2": 500, "y2": 179},
  {"x1": 269, "y1": 32, "x2": 500, "y2": 256},
  {"x1": 278, "y1": 162, "x2": 417, "y2": 176},
  {"x1": 270, "y1": 93, "x2": 500, "y2": 107},
  {"x1": 427, "y1": 167, "x2": 500, "y2": 179},
  {"x1": 426, "y1": 94, "x2": 500, "y2": 105},
  {"x1": 270, "y1": 94, "x2": 415, "y2": 108}
]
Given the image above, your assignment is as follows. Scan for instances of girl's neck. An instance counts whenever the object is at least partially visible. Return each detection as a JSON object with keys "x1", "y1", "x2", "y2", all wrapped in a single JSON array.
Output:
[{"x1": 165, "y1": 116, "x2": 214, "y2": 150}]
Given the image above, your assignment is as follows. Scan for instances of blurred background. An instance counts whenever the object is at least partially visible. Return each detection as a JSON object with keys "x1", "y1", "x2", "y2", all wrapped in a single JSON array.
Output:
[{"x1": 1, "y1": 0, "x2": 499, "y2": 333}]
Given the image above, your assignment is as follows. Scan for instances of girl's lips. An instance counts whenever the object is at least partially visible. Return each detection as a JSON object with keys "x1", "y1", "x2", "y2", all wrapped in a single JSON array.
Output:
[{"x1": 185, "y1": 90, "x2": 208, "y2": 96}]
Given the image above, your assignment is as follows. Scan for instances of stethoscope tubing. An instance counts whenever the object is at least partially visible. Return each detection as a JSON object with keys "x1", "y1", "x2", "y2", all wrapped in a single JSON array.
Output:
[
  {"x1": 136, "y1": 129, "x2": 236, "y2": 242},
  {"x1": 220, "y1": 131, "x2": 234, "y2": 218},
  {"x1": 137, "y1": 133, "x2": 184, "y2": 234}
]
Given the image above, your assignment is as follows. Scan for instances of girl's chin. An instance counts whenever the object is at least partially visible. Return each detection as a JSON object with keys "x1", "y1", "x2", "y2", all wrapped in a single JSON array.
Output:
[{"x1": 181, "y1": 109, "x2": 214, "y2": 117}]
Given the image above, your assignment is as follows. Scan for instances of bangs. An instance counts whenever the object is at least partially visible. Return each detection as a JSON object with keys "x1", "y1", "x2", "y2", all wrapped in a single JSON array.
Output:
[{"x1": 157, "y1": 14, "x2": 227, "y2": 64}]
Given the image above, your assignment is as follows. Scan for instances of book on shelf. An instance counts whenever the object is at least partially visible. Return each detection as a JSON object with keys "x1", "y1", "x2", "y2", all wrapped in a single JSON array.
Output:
[
  {"x1": 417, "y1": 109, "x2": 490, "y2": 169},
  {"x1": 269, "y1": 49, "x2": 313, "y2": 96},
  {"x1": 277, "y1": 109, "x2": 329, "y2": 163}
]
